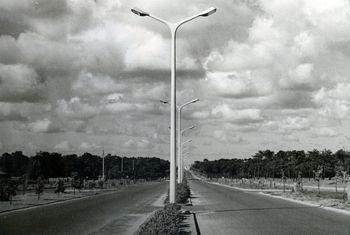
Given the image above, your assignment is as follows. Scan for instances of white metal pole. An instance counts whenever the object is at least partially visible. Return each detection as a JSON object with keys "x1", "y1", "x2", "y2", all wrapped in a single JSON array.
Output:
[
  {"x1": 169, "y1": 26, "x2": 177, "y2": 203},
  {"x1": 177, "y1": 107, "x2": 182, "y2": 184},
  {"x1": 102, "y1": 150, "x2": 105, "y2": 180}
]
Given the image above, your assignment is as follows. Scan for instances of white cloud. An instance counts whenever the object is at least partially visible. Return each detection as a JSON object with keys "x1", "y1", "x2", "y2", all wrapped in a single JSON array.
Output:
[
  {"x1": 123, "y1": 139, "x2": 153, "y2": 149},
  {"x1": 204, "y1": 71, "x2": 272, "y2": 98},
  {"x1": 56, "y1": 97, "x2": 99, "y2": 120},
  {"x1": 0, "y1": 64, "x2": 45, "y2": 102},
  {"x1": 211, "y1": 104, "x2": 264, "y2": 124},
  {"x1": 72, "y1": 71, "x2": 125, "y2": 97},
  {"x1": 311, "y1": 127, "x2": 338, "y2": 137},
  {"x1": 313, "y1": 84, "x2": 350, "y2": 119},
  {"x1": 80, "y1": 142, "x2": 100, "y2": 151},
  {"x1": 54, "y1": 141, "x2": 73, "y2": 152},
  {"x1": 279, "y1": 63, "x2": 316, "y2": 89},
  {"x1": 27, "y1": 118, "x2": 60, "y2": 133}
]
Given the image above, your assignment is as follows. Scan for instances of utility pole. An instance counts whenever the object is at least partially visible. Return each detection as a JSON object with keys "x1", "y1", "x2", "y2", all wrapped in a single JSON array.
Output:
[{"x1": 121, "y1": 157, "x2": 124, "y2": 172}]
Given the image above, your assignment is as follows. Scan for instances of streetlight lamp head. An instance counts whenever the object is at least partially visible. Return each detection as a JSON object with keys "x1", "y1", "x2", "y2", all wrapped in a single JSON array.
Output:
[
  {"x1": 131, "y1": 8, "x2": 150, "y2": 17},
  {"x1": 199, "y1": 7, "x2": 217, "y2": 17}
]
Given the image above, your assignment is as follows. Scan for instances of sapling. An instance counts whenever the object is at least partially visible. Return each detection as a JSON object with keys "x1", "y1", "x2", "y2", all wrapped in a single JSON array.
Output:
[
  {"x1": 314, "y1": 167, "x2": 323, "y2": 195},
  {"x1": 55, "y1": 179, "x2": 65, "y2": 197},
  {"x1": 35, "y1": 177, "x2": 44, "y2": 200},
  {"x1": 341, "y1": 171, "x2": 350, "y2": 201},
  {"x1": 281, "y1": 170, "x2": 286, "y2": 193}
]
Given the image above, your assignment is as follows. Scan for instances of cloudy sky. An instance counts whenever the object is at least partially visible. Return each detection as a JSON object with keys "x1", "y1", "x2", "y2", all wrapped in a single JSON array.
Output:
[{"x1": 1, "y1": 0, "x2": 350, "y2": 162}]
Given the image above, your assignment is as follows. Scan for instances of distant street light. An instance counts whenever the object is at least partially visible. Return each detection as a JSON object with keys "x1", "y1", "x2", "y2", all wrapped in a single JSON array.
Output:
[
  {"x1": 132, "y1": 7, "x2": 216, "y2": 203},
  {"x1": 160, "y1": 99, "x2": 198, "y2": 184},
  {"x1": 180, "y1": 137, "x2": 193, "y2": 183}
]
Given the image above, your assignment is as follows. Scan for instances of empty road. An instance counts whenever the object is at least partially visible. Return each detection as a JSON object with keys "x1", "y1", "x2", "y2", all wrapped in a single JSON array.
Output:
[
  {"x1": 186, "y1": 177, "x2": 350, "y2": 235},
  {"x1": 0, "y1": 181, "x2": 167, "y2": 235}
]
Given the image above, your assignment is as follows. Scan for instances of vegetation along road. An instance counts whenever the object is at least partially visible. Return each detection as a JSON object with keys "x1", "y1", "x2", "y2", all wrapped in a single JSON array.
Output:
[{"x1": 0, "y1": 181, "x2": 167, "y2": 235}]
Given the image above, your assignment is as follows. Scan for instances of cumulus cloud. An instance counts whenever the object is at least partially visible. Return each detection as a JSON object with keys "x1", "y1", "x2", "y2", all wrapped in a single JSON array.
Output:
[
  {"x1": 311, "y1": 127, "x2": 338, "y2": 138},
  {"x1": 80, "y1": 142, "x2": 100, "y2": 151},
  {"x1": 123, "y1": 139, "x2": 153, "y2": 149},
  {"x1": 313, "y1": 83, "x2": 350, "y2": 119},
  {"x1": 2, "y1": 0, "x2": 350, "y2": 157},
  {"x1": 72, "y1": 71, "x2": 126, "y2": 97},
  {"x1": 0, "y1": 64, "x2": 45, "y2": 102},
  {"x1": 204, "y1": 71, "x2": 272, "y2": 98},
  {"x1": 54, "y1": 140, "x2": 73, "y2": 152},
  {"x1": 211, "y1": 104, "x2": 264, "y2": 124},
  {"x1": 56, "y1": 97, "x2": 99, "y2": 120},
  {"x1": 213, "y1": 129, "x2": 246, "y2": 144},
  {"x1": 27, "y1": 118, "x2": 61, "y2": 133}
]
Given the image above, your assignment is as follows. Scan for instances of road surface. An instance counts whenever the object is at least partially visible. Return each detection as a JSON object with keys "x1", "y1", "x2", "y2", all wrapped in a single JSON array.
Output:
[
  {"x1": 0, "y1": 181, "x2": 167, "y2": 235},
  {"x1": 186, "y1": 177, "x2": 350, "y2": 235}
]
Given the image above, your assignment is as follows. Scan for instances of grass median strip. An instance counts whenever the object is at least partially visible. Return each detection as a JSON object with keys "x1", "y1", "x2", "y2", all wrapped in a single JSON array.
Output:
[{"x1": 137, "y1": 179, "x2": 191, "y2": 234}]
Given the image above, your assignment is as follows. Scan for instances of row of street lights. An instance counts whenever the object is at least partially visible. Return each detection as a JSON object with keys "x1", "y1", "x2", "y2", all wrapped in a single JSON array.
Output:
[
  {"x1": 132, "y1": 6, "x2": 216, "y2": 203},
  {"x1": 160, "y1": 99, "x2": 198, "y2": 183}
]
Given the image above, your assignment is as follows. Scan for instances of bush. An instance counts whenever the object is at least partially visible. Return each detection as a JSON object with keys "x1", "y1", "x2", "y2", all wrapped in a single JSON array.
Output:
[
  {"x1": 176, "y1": 179, "x2": 191, "y2": 204},
  {"x1": 0, "y1": 179, "x2": 17, "y2": 202},
  {"x1": 164, "y1": 178, "x2": 191, "y2": 204},
  {"x1": 137, "y1": 204, "x2": 182, "y2": 235}
]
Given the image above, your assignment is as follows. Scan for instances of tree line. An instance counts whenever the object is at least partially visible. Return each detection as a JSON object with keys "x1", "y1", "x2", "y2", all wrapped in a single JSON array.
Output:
[
  {"x1": 0, "y1": 151, "x2": 170, "y2": 181},
  {"x1": 191, "y1": 149, "x2": 350, "y2": 180}
]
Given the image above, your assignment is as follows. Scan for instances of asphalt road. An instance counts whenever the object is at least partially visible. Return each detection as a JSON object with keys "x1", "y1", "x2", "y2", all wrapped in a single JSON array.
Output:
[
  {"x1": 186, "y1": 178, "x2": 350, "y2": 235},
  {"x1": 0, "y1": 181, "x2": 167, "y2": 235}
]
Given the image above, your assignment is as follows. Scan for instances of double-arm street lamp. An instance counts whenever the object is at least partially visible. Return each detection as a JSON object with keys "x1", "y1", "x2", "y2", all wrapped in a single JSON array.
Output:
[{"x1": 132, "y1": 7, "x2": 216, "y2": 203}]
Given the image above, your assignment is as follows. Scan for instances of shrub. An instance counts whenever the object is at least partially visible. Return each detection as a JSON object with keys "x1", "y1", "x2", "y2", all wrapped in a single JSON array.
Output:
[
  {"x1": 176, "y1": 179, "x2": 191, "y2": 204},
  {"x1": 137, "y1": 204, "x2": 182, "y2": 235},
  {"x1": 0, "y1": 179, "x2": 17, "y2": 203},
  {"x1": 164, "y1": 178, "x2": 191, "y2": 204}
]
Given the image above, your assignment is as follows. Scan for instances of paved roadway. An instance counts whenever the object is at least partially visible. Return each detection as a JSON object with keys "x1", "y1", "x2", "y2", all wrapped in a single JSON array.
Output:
[
  {"x1": 0, "y1": 181, "x2": 167, "y2": 235},
  {"x1": 186, "y1": 177, "x2": 350, "y2": 235}
]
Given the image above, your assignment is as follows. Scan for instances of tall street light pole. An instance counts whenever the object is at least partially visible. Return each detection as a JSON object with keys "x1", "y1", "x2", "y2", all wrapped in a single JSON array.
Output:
[{"x1": 131, "y1": 7, "x2": 216, "y2": 204}]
